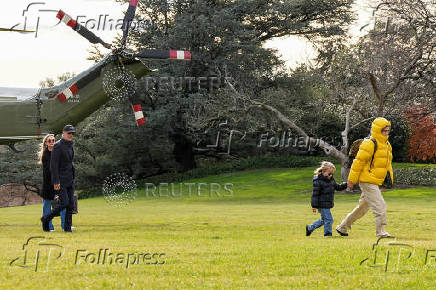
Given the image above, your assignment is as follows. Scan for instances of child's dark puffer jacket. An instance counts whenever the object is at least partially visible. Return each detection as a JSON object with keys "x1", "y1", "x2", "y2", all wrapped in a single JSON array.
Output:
[{"x1": 311, "y1": 174, "x2": 347, "y2": 209}]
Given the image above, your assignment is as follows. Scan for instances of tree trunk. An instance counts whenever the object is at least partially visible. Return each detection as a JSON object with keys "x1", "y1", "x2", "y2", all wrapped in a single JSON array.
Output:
[
  {"x1": 170, "y1": 132, "x2": 197, "y2": 171},
  {"x1": 341, "y1": 162, "x2": 350, "y2": 182}
]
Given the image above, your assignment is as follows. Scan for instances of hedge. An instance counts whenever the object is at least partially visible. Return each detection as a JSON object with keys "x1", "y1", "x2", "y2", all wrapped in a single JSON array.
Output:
[
  {"x1": 394, "y1": 167, "x2": 436, "y2": 186},
  {"x1": 78, "y1": 154, "x2": 334, "y2": 199}
]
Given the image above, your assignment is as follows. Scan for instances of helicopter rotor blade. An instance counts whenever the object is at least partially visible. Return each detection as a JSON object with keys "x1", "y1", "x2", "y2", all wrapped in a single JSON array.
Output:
[
  {"x1": 126, "y1": 87, "x2": 146, "y2": 127},
  {"x1": 103, "y1": 62, "x2": 147, "y2": 127},
  {"x1": 56, "y1": 10, "x2": 111, "y2": 48},
  {"x1": 133, "y1": 49, "x2": 191, "y2": 60},
  {"x1": 132, "y1": 103, "x2": 146, "y2": 127},
  {"x1": 121, "y1": 0, "x2": 139, "y2": 47}
]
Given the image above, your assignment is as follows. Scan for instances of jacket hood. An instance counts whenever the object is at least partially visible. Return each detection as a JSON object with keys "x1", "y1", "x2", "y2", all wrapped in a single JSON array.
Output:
[
  {"x1": 370, "y1": 117, "x2": 391, "y2": 143},
  {"x1": 313, "y1": 174, "x2": 333, "y2": 182}
]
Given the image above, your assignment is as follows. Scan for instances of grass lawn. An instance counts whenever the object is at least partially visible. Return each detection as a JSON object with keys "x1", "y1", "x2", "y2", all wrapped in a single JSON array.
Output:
[{"x1": 0, "y1": 166, "x2": 435, "y2": 289}]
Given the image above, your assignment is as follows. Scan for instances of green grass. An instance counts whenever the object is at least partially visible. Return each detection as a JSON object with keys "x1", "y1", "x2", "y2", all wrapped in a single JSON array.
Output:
[{"x1": 0, "y1": 167, "x2": 435, "y2": 289}]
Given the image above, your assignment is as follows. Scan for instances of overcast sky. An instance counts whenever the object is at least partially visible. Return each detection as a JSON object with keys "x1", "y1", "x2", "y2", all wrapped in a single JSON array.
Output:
[{"x1": 0, "y1": 0, "x2": 378, "y2": 88}]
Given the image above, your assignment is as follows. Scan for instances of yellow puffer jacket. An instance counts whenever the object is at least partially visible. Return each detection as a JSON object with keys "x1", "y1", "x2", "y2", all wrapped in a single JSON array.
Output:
[{"x1": 348, "y1": 117, "x2": 394, "y2": 186}]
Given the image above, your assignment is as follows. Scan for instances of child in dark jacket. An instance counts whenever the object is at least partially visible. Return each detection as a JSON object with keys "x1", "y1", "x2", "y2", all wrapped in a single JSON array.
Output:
[{"x1": 306, "y1": 161, "x2": 347, "y2": 236}]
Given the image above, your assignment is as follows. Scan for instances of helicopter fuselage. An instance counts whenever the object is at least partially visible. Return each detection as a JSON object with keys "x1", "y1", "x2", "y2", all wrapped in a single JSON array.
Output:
[{"x1": 0, "y1": 53, "x2": 151, "y2": 146}]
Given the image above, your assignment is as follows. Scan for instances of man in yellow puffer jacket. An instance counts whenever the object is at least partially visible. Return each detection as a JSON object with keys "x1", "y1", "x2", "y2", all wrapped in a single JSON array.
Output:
[{"x1": 336, "y1": 117, "x2": 394, "y2": 238}]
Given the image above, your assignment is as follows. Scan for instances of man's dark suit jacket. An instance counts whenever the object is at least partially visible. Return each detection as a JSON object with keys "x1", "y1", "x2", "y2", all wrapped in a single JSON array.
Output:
[{"x1": 51, "y1": 138, "x2": 75, "y2": 187}]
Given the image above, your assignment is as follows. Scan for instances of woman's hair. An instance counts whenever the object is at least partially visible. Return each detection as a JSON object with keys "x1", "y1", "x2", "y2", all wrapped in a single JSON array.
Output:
[
  {"x1": 314, "y1": 161, "x2": 336, "y2": 175},
  {"x1": 38, "y1": 134, "x2": 55, "y2": 164}
]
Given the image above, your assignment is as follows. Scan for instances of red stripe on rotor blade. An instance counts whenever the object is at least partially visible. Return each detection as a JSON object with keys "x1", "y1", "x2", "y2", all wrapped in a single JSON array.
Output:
[
  {"x1": 137, "y1": 118, "x2": 146, "y2": 127},
  {"x1": 132, "y1": 104, "x2": 142, "y2": 112},
  {"x1": 169, "y1": 50, "x2": 177, "y2": 59},
  {"x1": 132, "y1": 104, "x2": 146, "y2": 127},
  {"x1": 129, "y1": 0, "x2": 139, "y2": 6},
  {"x1": 57, "y1": 93, "x2": 67, "y2": 102},
  {"x1": 70, "y1": 84, "x2": 79, "y2": 95},
  {"x1": 67, "y1": 19, "x2": 77, "y2": 29},
  {"x1": 56, "y1": 10, "x2": 65, "y2": 20},
  {"x1": 184, "y1": 51, "x2": 192, "y2": 60}
]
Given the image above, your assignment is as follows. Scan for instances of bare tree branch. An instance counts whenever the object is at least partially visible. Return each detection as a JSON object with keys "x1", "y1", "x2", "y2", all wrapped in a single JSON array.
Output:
[
  {"x1": 368, "y1": 73, "x2": 384, "y2": 116},
  {"x1": 341, "y1": 97, "x2": 358, "y2": 152},
  {"x1": 350, "y1": 117, "x2": 373, "y2": 131},
  {"x1": 247, "y1": 101, "x2": 348, "y2": 162}
]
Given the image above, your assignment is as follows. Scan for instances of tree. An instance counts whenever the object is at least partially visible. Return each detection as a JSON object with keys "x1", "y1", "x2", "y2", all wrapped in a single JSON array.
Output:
[
  {"x1": 359, "y1": 0, "x2": 435, "y2": 117},
  {"x1": 405, "y1": 106, "x2": 436, "y2": 163},
  {"x1": 39, "y1": 72, "x2": 76, "y2": 88},
  {"x1": 241, "y1": 0, "x2": 436, "y2": 179},
  {"x1": 0, "y1": 140, "x2": 42, "y2": 192},
  {"x1": 81, "y1": 0, "x2": 355, "y2": 178}
]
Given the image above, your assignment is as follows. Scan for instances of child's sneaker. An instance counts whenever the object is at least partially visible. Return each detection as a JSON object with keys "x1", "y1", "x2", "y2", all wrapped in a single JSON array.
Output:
[{"x1": 306, "y1": 225, "x2": 313, "y2": 236}]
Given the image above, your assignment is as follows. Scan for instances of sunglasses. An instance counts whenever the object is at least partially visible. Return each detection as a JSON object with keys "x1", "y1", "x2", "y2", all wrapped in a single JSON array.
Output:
[
  {"x1": 47, "y1": 139, "x2": 55, "y2": 143},
  {"x1": 67, "y1": 132, "x2": 75, "y2": 135}
]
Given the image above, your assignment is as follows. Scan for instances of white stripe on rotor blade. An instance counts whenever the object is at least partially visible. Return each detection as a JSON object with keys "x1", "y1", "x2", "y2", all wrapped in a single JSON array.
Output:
[
  {"x1": 62, "y1": 14, "x2": 72, "y2": 24},
  {"x1": 177, "y1": 51, "x2": 185, "y2": 59},
  {"x1": 134, "y1": 111, "x2": 144, "y2": 120}
]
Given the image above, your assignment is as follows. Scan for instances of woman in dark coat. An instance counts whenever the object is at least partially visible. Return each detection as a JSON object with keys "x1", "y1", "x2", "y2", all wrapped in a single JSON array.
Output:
[{"x1": 38, "y1": 134, "x2": 65, "y2": 231}]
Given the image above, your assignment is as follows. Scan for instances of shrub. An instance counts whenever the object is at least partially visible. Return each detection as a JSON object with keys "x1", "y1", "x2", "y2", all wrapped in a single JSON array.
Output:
[{"x1": 394, "y1": 167, "x2": 436, "y2": 186}]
